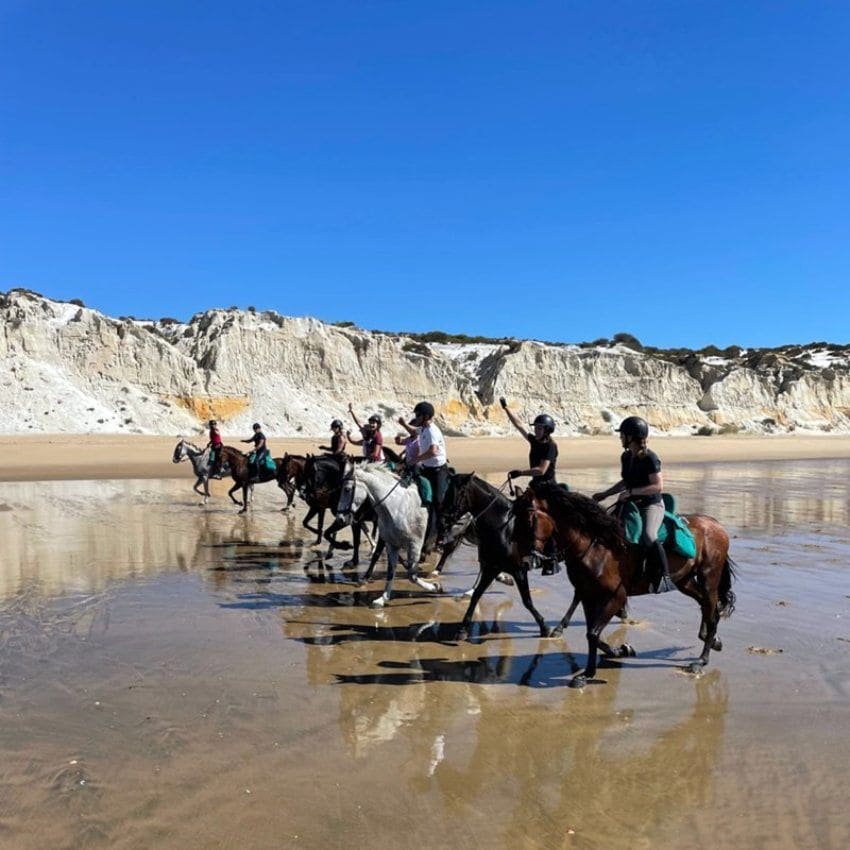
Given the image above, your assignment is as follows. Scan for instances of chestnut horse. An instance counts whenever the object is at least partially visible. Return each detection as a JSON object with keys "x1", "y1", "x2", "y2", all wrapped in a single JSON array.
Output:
[
  {"x1": 217, "y1": 445, "x2": 281, "y2": 514},
  {"x1": 513, "y1": 483, "x2": 737, "y2": 688}
]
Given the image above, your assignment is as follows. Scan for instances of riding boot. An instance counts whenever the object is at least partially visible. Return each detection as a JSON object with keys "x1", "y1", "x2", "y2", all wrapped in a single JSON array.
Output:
[
  {"x1": 540, "y1": 538, "x2": 561, "y2": 576},
  {"x1": 647, "y1": 540, "x2": 675, "y2": 594}
]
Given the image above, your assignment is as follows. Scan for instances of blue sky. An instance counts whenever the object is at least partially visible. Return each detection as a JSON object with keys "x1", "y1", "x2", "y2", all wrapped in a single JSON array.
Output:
[{"x1": 2, "y1": 1, "x2": 849, "y2": 347}]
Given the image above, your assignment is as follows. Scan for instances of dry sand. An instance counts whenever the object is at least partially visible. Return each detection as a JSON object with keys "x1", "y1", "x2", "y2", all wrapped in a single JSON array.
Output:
[{"x1": 2, "y1": 432, "x2": 850, "y2": 480}]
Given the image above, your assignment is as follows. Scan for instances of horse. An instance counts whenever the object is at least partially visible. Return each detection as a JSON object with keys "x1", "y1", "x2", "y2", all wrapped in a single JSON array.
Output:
[
  {"x1": 217, "y1": 445, "x2": 281, "y2": 514},
  {"x1": 351, "y1": 464, "x2": 441, "y2": 608},
  {"x1": 172, "y1": 439, "x2": 215, "y2": 504},
  {"x1": 301, "y1": 454, "x2": 380, "y2": 564},
  {"x1": 513, "y1": 483, "x2": 737, "y2": 688},
  {"x1": 276, "y1": 453, "x2": 307, "y2": 511},
  {"x1": 437, "y1": 473, "x2": 552, "y2": 640}
]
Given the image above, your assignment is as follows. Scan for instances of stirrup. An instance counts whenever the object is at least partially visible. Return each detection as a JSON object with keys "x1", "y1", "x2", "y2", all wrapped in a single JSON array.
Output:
[{"x1": 650, "y1": 575, "x2": 676, "y2": 594}]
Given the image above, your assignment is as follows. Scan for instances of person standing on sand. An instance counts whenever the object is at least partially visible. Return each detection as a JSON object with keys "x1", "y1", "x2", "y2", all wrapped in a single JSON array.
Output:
[{"x1": 592, "y1": 416, "x2": 675, "y2": 594}]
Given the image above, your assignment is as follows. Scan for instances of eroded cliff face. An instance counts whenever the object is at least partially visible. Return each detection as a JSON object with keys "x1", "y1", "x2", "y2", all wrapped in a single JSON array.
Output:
[{"x1": 2, "y1": 289, "x2": 849, "y2": 436}]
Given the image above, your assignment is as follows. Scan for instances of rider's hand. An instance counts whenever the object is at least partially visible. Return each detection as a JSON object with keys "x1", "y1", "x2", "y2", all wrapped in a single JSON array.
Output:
[
  {"x1": 397, "y1": 416, "x2": 407, "y2": 426},
  {"x1": 508, "y1": 469, "x2": 522, "y2": 480},
  {"x1": 499, "y1": 397, "x2": 508, "y2": 409},
  {"x1": 617, "y1": 490, "x2": 631, "y2": 502},
  {"x1": 592, "y1": 492, "x2": 605, "y2": 502}
]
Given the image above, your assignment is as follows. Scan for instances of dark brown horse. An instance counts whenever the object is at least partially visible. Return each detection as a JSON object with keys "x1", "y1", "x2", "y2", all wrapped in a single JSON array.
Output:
[
  {"x1": 276, "y1": 453, "x2": 307, "y2": 511},
  {"x1": 513, "y1": 483, "x2": 737, "y2": 688},
  {"x1": 218, "y1": 445, "x2": 281, "y2": 514}
]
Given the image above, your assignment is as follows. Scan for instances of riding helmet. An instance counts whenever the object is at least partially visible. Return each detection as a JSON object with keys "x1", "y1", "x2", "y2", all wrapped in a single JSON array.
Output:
[
  {"x1": 530, "y1": 413, "x2": 555, "y2": 434},
  {"x1": 413, "y1": 401, "x2": 435, "y2": 420},
  {"x1": 330, "y1": 419, "x2": 343, "y2": 430},
  {"x1": 368, "y1": 414, "x2": 382, "y2": 427},
  {"x1": 252, "y1": 422, "x2": 261, "y2": 429},
  {"x1": 616, "y1": 416, "x2": 649, "y2": 439}
]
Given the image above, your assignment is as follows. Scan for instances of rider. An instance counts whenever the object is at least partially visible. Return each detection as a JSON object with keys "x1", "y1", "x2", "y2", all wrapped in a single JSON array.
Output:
[
  {"x1": 592, "y1": 416, "x2": 675, "y2": 594},
  {"x1": 400, "y1": 401, "x2": 448, "y2": 547},
  {"x1": 346, "y1": 404, "x2": 385, "y2": 461},
  {"x1": 501, "y1": 398, "x2": 560, "y2": 573},
  {"x1": 319, "y1": 419, "x2": 347, "y2": 456},
  {"x1": 241, "y1": 422, "x2": 269, "y2": 479},
  {"x1": 501, "y1": 398, "x2": 558, "y2": 491},
  {"x1": 206, "y1": 419, "x2": 223, "y2": 478}
]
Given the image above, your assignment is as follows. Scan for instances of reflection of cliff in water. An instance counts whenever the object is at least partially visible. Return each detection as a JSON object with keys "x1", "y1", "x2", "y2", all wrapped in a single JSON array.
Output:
[{"x1": 0, "y1": 479, "x2": 298, "y2": 600}]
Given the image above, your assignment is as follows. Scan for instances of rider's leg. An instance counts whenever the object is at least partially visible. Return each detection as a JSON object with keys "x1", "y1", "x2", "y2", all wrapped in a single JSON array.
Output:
[{"x1": 642, "y1": 502, "x2": 675, "y2": 593}]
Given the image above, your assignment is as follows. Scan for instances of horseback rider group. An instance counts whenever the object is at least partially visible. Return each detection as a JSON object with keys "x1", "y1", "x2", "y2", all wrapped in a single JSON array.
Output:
[{"x1": 201, "y1": 398, "x2": 673, "y2": 592}]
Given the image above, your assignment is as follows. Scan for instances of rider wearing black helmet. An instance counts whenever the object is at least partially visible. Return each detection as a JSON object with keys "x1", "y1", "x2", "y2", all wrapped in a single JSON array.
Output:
[
  {"x1": 320, "y1": 419, "x2": 347, "y2": 456},
  {"x1": 241, "y1": 422, "x2": 269, "y2": 478},
  {"x1": 346, "y1": 404, "x2": 385, "y2": 461},
  {"x1": 501, "y1": 399, "x2": 558, "y2": 490},
  {"x1": 399, "y1": 400, "x2": 448, "y2": 547},
  {"x1": 592, "y1": 416, "x2": 675, "y2": 593}
]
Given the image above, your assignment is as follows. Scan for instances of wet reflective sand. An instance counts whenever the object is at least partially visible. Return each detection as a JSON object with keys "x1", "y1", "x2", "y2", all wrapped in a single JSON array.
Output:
[{"x1": 2, "y1": 462, "x2": 850, "y2": 849}]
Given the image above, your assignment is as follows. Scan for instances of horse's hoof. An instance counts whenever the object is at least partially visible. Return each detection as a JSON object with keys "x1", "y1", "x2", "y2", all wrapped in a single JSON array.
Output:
[
  {"x1": 342, "y1": 560, "x2": 359, "y2": 570},
  {"x1": 456, "y1": 629, "x2": 469, "y2": 642},
  {"x1": 687, "y1": 661, "x2": 707, "y2": 674},
  {"x1": 370, "y1": 596, "x2": 387, "y2": 609},
  {"x1": 495, "y1": 573, "x2": 515, "y2": 586},
  {"x1": 431, "y1": 581, "x2": 442, "y2": 594},
  {"x1": 711, "y1": 638, "x2": 723, "y2": 652},
  {"x1": 620, "y1": 644, "x2": 636, "y2": 658},
  {"x1": 550, "y1": 626, "x2": 564, "y2": 638},
  {"x1": 541, "y1": 626, "x2": 555, "y2": 638},
  {"x1": 569, "y1": 674, "x2": 588, "y2": 689}
]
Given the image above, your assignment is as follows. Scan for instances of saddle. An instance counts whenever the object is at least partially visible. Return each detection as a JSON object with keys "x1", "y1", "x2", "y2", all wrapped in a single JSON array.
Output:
[{"x1": 618, "y1": 494, "x2": 697, "y2": 559}]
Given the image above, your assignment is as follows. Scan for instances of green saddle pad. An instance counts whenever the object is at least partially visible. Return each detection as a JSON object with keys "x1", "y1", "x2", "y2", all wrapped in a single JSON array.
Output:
[
  {"x1": 620, "y1": 496, "x2": 697, "y2": 559},
  {"x1": 416, "y1": 474, "x2": 433, "y2": 506}
]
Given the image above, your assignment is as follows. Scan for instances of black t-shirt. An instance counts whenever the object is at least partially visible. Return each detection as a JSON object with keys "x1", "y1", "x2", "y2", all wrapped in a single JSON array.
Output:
[
  {"x1": 250, "y1": 431, "x2": 266, "y2": 449},
  {"x1": 527, "y1": 434, "x2": 557, "y2": 485},
  {"x1": 621, "y1": 449, "x2": 662, "y2": 505},
  {"x1": 331, "y1": 433, "x2": 345, "y2": 454}
]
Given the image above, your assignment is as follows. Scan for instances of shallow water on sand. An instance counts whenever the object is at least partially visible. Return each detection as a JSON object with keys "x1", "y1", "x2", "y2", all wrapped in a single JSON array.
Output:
[{"x1": 1, "y1": 461, "x2": 849, "y2": 849}]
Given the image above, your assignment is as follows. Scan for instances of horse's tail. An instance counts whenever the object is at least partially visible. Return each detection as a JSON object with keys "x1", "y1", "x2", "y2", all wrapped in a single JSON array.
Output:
[{"x1": 717, "y1": 555, "x2": 738, "y2": 618}]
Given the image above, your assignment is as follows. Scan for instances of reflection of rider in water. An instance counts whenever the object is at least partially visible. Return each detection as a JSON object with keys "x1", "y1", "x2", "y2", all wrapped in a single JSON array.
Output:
[{"x1": 241, "y1": 422, "x2": 268, "y2": 477}]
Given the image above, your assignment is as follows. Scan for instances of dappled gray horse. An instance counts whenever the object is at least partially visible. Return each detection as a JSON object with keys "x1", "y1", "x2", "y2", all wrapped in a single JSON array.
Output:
[
  {"x1": 353, "y1": 464, "x2": 440, "y2": 608},
  {"x1": 172, "y1": 439, "x2": 213, "y2": 504}
]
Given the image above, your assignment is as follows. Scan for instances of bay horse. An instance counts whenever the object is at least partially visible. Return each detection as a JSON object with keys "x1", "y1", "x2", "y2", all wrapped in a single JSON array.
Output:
[
  {"x1": 217, "y1": 445, "x2": 281, "y2": 514},
  {"x1": 172, "y1": 439, "x2": 214, "y2": 504},
  {"x1": 438, "y1": 473, "x2": 551, "y2": 640},
  {"x1": 276, "y1": 453, "x2": 307, "y2": 511},
  {"x1": 513, "y1": 483, "x2": 737, "y2": 687}
]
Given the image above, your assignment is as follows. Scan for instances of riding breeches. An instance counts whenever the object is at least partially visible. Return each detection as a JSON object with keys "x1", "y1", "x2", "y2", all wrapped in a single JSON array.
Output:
[{"x1": 640, "y1": 502, "x2": 665, "y2": 546}]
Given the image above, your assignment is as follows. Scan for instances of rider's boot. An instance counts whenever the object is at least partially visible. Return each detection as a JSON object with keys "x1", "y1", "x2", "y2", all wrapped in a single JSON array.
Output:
[{"x1": 647, "y1": 540, "x2": 675, "y2": 593}]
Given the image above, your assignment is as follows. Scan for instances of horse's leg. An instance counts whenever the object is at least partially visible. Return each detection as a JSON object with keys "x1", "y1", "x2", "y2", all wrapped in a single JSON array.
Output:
[
  {"x1": 238, "y1": 484, "x2": 249, "y2": 514},
  {"x1": 551, "y1": 589, "x2": 581, "y2": 637},
  {"x1": 513, "y1": 569, "x2": 552, "y2": 638},
  {"x1": 678, "y1": 579, "x2": 721, "y2": 671},
  {"x1": 457, "y1": 570, "x2": 496, "y2": 641},
  {"x1": 228, "y1": 482, "x2": 242, "y2": 506},
  {"x1": 571, "y1": 589, "x2": 626, "y2": 688},
  {"x1": 315, "y1": 509, "x2": 325, "y2": 546},
  {"x1": 202, "y1": 477, "x2": 210, "y2": 505},
  {"x1": 406, "y1": 538, "x2": 439, "y2": 594},
  {"x1": 358, "y1": 537, "x2": 385, "y2": 584},
  {"x1": 431, "y1": 534, "x2": 459, "y2": 577},
  {"x1": 371, "y1": 545, "x2": 398, "y2": 608},
  {"x1": 302, "y1": 506, "x2": 320, "y2": 536}
]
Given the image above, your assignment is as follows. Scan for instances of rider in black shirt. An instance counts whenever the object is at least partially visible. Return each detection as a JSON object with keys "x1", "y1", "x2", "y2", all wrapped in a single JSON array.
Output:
[
  {"x1": 241, "y1": 422, "x2": 269, "y2": 477},
  {"x1": 592, "y1": 416, "x2": 675, "y2": 593},
  {"x1": 501, "y1": 399, "x2": 558, "y2": 490},
  {"x1": 320, "y1": 419, "x2": 347, "y2": 456}
]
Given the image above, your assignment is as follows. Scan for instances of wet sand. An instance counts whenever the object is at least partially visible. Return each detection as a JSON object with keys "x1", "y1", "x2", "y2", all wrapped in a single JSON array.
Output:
[
  {"x1": 1, "y1": 458, "x2": 850, "y2": 848},
  {"x1": 1, "y1": 432, "x2": 850, "y2": 480}
]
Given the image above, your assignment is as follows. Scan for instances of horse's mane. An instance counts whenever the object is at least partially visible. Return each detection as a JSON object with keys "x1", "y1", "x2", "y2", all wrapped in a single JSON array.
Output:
[
  {"x1": 469, "y1": 475, "x2": 510, "y2": 504},
  {"x1": 355, "y1": 462, "x2": 401, "y2": 482},
  {"x1": 534, "y1": 483, "x2": 627, "y2": 552}
]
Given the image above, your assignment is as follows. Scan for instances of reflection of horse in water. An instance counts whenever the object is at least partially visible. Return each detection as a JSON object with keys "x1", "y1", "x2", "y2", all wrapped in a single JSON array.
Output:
[{"x1": 514, "y1": 484, "x2": 737, "y2": 687}]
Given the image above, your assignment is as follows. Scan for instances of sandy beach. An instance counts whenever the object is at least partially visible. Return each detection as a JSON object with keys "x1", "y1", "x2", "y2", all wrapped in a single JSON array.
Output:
[
  {"x1": 1, "y1": 437, "x2": 849, "y2": 849},
  {"x1": 2, "y1": 432, "x2": 850, "y2": 481}
]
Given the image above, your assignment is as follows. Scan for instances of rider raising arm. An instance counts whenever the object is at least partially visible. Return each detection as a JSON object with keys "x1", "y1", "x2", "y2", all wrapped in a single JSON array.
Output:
[{"x1": 501, "y1": 398, "x2": 557, "y2": 486}]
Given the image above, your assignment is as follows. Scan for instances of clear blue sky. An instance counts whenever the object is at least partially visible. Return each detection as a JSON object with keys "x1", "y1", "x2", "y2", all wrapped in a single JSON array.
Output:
[{"x1": 2, "y1": 1, "x2": 849, "y2": 347}]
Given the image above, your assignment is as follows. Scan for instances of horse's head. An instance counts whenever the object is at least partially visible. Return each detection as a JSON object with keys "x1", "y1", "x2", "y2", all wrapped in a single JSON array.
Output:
[
  {"x1": 302, "y1": 454, "x2": 343, "y2": 503},
  {"x1": 511, "y1": 488, "x2": 556, "y2": 565},
  {"x1": 172, "y1": 439, "x2": 186, "y2": 463}
]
